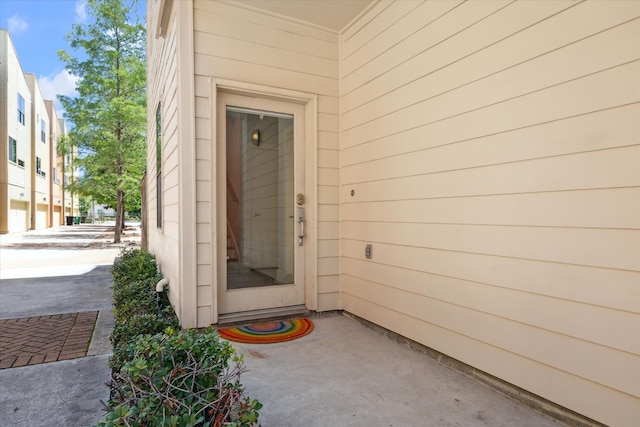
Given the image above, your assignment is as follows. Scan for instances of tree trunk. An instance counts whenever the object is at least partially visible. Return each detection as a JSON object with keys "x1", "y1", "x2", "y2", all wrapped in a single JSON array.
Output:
[
  {"x1": 114, "y1": 189, "x2": 124, "y2": 243},
  {"x1": 119, "y1": 205, "x2": 125, "y2": 233}
]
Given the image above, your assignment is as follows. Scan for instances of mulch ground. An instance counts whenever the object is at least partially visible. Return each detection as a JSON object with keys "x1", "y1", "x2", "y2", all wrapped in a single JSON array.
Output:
[{"x1": 0, "y1": 311, "x2": 98, "y2": 369}]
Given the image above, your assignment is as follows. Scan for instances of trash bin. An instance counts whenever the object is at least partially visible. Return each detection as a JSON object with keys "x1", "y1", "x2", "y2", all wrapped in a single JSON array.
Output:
[
  {"x1": 74, "y1": 216, "x2": 81, "y2": 224},
  {"x1": 66, "y1": 216, "x2": 74, "y2": 226}
]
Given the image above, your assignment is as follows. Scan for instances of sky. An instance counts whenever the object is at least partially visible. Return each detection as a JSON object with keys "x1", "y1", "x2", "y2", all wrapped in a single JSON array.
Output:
[{"x1": 0, "y1": 0, "x2": 146, "y2": 120}]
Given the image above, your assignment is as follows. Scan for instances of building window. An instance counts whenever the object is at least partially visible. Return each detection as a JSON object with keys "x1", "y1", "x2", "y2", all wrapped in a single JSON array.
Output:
[
  {"x1": 41, "y1": 119, "x2": 46, "y2": 143},
  {"x1": 9, "y1": 137, "x2": 17, "y2": 163},
  {"x1": 17, "y1": 94, "x2": 25, "y2": 125},
  {"x1": 156, "y1": 102, "x2": 162, "y2": 228},
  {"x1": 36, "y1": 157, "x2": 46, "y2": 177},
  {"x1": 53, "y1": 167, "x2": 60, "y2": 184}
]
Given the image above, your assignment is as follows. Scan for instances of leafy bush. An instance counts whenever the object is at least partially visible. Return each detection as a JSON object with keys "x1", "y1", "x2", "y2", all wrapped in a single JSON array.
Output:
[
  {"x1": 99, "y1": 327, "x2": 261, "y2": 427},
  {"x1": 111, "y1": 248, "x2": 159, "y2": 286},
  {"x1": 101, "y1": 248, "x2": 261, "y2": 426},
  {"x1": 110, "y1": 311, "x2": 178, "y2": 373},
  {"x1": 109, "y1": 248, "x2": 178, "y2": 372}
]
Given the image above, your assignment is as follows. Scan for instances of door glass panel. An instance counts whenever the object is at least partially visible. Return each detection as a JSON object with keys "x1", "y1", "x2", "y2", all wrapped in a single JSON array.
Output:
[{"x1": 226, "y1": 107, "x2": 294, "y2": 290}]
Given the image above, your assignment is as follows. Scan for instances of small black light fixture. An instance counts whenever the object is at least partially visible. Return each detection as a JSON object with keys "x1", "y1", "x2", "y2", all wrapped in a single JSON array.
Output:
[{"x1": 251, "y1": 129, "x2": 260, "y2": 146}]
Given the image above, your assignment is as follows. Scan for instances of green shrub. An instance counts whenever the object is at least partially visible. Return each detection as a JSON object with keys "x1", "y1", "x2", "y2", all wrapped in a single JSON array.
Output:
[
  {"x1": 112, "y1": 277, "x2": 161, "y2": 323},
  {"x1": 100, "y1": 327, "x2": 261, "y2": 427},
  {"x1": 109, "y1": 248, "x2": 178, "y2": 371},
  {"x1": 101, "y1": 248, "x2": 261, "y2": 426},
  {"x1": 111, "y1": 248, "x2": 159, "y2": 287},
  {"x1": 110, "y1": 311, "x2": 178, "y2": 373}
]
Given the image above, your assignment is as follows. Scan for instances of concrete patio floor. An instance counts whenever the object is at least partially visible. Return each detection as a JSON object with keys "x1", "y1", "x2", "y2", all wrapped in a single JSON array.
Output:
[{"x1": 230, "y1": 313, "x2": 564, "y2": 427}]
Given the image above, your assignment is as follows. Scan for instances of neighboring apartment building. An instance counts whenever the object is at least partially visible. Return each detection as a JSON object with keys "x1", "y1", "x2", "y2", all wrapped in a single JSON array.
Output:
[
  {"x1": 0, "y1": 29, "x2": 32, "y2": 234},
  {"x1": 58, "y1": 118, "x2": 79, "y2": 220},
  {"x1": 0, "y1": 29, "x2": 76, "y2": 233},
  {"x1": 45, "y1": 100, "x2": 64, "y2": 227},
  {"x1": 24, "y1": 74, "x2": 50, "y2": 230},
  {"x1": 145, "y1": 1, "x2": 639, "y2": 426}
]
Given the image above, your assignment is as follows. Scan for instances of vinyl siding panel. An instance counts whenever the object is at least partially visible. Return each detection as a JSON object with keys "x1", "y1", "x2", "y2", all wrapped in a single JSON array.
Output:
[
  {"x1": 146, "y1": 0, "x2": 183, "y2": 319},
  {"x1": 342, "y1": 0, "x2": 454, "y2": 73},
  {"x1": 194, "y1": 7, "x2": 337, "y2": 60},
  {"x1": 340, "y1": 2, "x2": 640, "y2": 426},
  {"x1": 343, "y1": 293, "x2": 639, "y2": 427},
  {"x1": 343, "y1": 103, "x2": 640, "y2": 181},
  {"x1": 194, "y1": 3, "x2": 339, "y2": 96},
  {"x1": 193, "y1": 0, "x2": 341, "y2": 314},
  {"x1": 317, "y1": 292, "x2": 340, "y2": 312}
]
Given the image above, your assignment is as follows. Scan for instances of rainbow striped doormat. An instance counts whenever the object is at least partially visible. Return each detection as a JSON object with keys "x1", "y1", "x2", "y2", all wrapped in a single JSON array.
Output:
[{"x1": 218, "y1": 318, "x2": 314, "y2": 344}]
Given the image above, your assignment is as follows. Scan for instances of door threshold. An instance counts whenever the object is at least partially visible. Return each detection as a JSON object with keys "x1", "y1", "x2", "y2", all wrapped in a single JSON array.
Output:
[{"x1": 217, "y1": 305, "x2": 309, "y2": 327}]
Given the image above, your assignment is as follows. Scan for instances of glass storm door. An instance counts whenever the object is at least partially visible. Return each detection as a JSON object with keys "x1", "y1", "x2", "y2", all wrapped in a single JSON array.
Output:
[{"x1": 217, "y1": 92, "x2": 305, "y2": 315}]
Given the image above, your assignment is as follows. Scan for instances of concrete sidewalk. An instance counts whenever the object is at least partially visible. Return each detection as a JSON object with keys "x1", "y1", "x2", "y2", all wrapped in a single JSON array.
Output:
[
  {"x1": 0, "y1": 224, "x2": 133, "y2": 426},
  {"x1": 0, "y1": 223, "x2": 135, "y2": 280}
]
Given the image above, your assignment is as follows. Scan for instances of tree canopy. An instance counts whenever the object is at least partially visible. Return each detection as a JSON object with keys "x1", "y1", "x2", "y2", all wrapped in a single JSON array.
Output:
[{"x1": 58, "y1": 0, "x2": 146, "y2": 243}]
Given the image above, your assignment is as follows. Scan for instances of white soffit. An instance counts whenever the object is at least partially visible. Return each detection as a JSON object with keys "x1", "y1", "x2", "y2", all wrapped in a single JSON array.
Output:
[{"x1": 237, "y1": 0, "x2": 375, "y2": 32}]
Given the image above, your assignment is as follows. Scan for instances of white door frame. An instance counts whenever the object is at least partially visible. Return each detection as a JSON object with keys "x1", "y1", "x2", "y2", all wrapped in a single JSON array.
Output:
[{"x1": 209, "y1": 79, "x2": 318, "y2": 324}]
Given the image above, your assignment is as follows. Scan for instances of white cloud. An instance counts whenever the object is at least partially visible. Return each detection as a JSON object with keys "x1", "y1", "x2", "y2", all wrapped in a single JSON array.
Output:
[
  {"x1": 75, "y1": 1, "x2": 87, "y2": 23},
  {"x1": 8, "y1": 14, "x2": 28, "y2": 35},
  {"x1": 38, "y1": 70, "x2": 80, "y2": 118}
]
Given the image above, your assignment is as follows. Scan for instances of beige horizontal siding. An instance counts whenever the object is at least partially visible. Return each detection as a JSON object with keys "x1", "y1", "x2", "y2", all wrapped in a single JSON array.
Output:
[
  {"x1": 146, "y1": 0, "x2": 183, "y2": 320},
  {"x1": 344, "y1": 19, "x2": 640, "y2": 132},
  {"x1": 343, "y1": 1, "x2": 453, "y2": 72},
  {"x1": 342, "y1": 252, "x2": 638, "y2": 351},
  {"x1": 343, "y1": 273, "x2": 639, "y2": 395},
  {"x1": 343, "y1": 0, "x2": 513, "y2": 95},
  {"x1": 317, "y1": 292, "x2": 340, "y2": 312},
  {"x1": 342, "y1": 187, "x2": 640, "y2": 229},
  {"x1": 195, "y1": 0, "x2": 338, "y2": 44},
  {"x1": 340, "y1": 1, "x2": 640, "y2": 426},
  {"x1": 344, "y1": 61, "x2": 639, "y2": 148},
  {"x1": 343, "y1": 146, "x2": 640, "y2": 202},
  {"x1": 343, "y1": 102, "x2": 640, "y2": 178},
  {"x1": 193, "y1": 9, "x2": 337, "y2": 60},
  {"x1": 342, "y1": 294, "x2": 638, "y2": 427},
  {"x1": 193, "y1": 71, "x2": 214, "y2": 321},
  {"x1": 342, "y1": 1, "x2": 634, "y2": 111},
  {"x1": 194, "y1": 32, "x2": 336, "y2": 79},
  {"x1": 342, "y1": 220, "x2": 639, "y2": 270},
  {"x1": 193, "y1": 0, "x2": 342, "y2": 313}
]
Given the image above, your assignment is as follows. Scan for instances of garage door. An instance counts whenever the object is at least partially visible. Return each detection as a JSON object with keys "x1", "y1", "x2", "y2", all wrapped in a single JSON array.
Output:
[
  {"x1": 53, "y1": 207, "x2": 62, "y2": 227},
  {"x1": 36, "y1": 204, "x2": 48, "y2": 230},
  {"x1": 9, "y1": 201, "x2": 28, "y2": 233}
]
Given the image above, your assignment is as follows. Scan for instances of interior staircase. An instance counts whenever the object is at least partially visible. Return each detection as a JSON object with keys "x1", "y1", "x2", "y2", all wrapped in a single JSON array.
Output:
[{"x1": 227, "y1": 228, "x2": 238, "y2": 262}]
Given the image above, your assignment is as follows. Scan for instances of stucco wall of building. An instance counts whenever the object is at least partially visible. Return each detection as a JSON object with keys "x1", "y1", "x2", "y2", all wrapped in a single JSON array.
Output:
[
  {"x1": 1, "y1": 30, "x2": 32, "y2": 233},
  {"x1": 25, "y1": 73, "x2": 50, "y2": 230}
]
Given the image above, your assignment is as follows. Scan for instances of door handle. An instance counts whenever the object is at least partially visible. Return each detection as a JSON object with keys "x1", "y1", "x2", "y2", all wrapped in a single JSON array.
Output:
[{"x1": 297, "y1": 207, "x2": 305, "y2": 246}]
